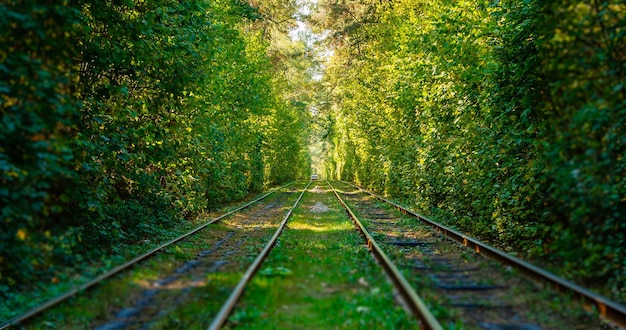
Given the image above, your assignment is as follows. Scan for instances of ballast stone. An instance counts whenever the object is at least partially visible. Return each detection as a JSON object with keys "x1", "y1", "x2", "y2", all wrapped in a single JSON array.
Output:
[{"x1": 309, "y1": 202, "x2": 331, "y2": 213}]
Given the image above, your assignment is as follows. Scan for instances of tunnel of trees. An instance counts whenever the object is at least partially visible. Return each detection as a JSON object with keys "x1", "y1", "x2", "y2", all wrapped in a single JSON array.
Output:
[{"x1": 1, "y1": 0, "x2": 625, "y2": 313}]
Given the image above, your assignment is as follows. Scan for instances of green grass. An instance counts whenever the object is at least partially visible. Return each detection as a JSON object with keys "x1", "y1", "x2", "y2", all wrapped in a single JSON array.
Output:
[
  {"x1": 5, "y1": 184, "x2": 307, "y2": 323},
  {"x1": 330, "y1": 181, "x2": 608, "y2": 329},
  {"x1": 225, "y1": 186, "x2": 418, "y2": 329},
  {"x1": 147, "y1": 271, "x2": 244, "y2": 329},
  {"x1": 20, "y1": 184, "x2": 307, "y2": 329}
]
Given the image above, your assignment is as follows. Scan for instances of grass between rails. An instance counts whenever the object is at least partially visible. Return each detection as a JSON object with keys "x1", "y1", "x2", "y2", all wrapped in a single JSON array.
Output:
[
  {"x1": 223, "y1": 184, "x2": 418, "y2": 329},
  {"x1": 332, "y1": 182, "x2": 608, "y2": 329},
  {"x1": 25, "y1": 225, "x2": 237, "y2": 329},
  {"x1": 347, "y1": 182, "x2": 624, "y2": 305},
  {"x1": 18, "y1": 183, "x2": 305, "y2": 329}
]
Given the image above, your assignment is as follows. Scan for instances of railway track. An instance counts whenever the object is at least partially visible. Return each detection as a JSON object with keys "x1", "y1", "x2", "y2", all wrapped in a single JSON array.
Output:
[
  {"x1": 328, "y1": 181, "x2": 441, "y2": 329},
  {"x1": 2, "y1": 182, "x2": 306, "y2": 329},
  {"x1": 210, "y1": 181, "x2": 422, "y2": 328},
  {"x1": 6, "y1": 180, "x2": 625, "y2": 329},
  {"x1": 331, "y1": 180, "x2": 626, "y2": 329},
  {"x1": 207, "y1": 181, "x2": 311, "y2": 329}
]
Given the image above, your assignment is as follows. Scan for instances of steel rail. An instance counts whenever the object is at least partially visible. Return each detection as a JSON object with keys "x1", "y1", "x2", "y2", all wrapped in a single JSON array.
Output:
[
  {"x1": 328, "y1": 181, "x2": 443, "y2": 330},
  {"x1": 341, "y1": 181, "x2": 626, "y2": 328},
  {"x1": 0, "y1": 182, "x2": 295, "y2": 330},
  {"x1": 208, "y1": 181, "x2": 312, "y2": 330}
]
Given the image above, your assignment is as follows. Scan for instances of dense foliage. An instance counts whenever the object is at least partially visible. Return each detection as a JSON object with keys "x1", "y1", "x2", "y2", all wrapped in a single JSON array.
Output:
[
  {"x1": 316, "y1": 0, "x2": 625, "y2": 302},
  {"x1": 1, "y1": 0, "x2": 311, "y2": 297}
]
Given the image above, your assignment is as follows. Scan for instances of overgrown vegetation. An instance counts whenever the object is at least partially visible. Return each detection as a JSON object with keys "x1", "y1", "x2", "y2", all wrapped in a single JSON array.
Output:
[
  {"x1": 229, "y1": 188, "x2": 417, "y2": 328},
  {"x1": 23, "y1": 186, "x2": 303, "y2": 328},
  {"x1": 1, "y1": 0, "x2": 312, "y2": 307},
  {"x1": 313, "y1": 0, "x2": 625, "y2": 302},
  {"x1": 3, "y1": 0, "x2": 625, "y2": 322}
]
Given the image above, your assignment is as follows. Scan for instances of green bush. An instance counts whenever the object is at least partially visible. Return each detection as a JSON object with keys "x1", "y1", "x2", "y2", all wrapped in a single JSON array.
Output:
[
  {"x1": 320, "y1": 0, "x2": 625, "y2": 302},
  {"x1": 1, "y1": 0, "x2": 311, "y2": 297}
]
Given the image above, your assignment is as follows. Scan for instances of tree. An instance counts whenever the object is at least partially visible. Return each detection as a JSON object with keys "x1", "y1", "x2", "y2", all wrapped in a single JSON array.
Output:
[{"x1": 316, "y1": 0, "x2": 626, "y2": 302}]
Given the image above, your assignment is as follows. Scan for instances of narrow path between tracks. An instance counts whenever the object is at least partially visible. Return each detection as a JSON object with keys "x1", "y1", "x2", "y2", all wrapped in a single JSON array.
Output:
[{"x1": 224, "y1": 184, "x2": 418, "y2": 328}]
